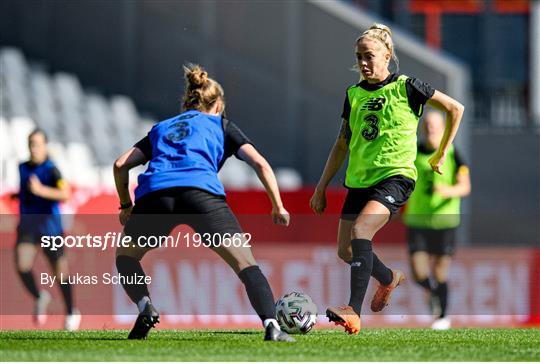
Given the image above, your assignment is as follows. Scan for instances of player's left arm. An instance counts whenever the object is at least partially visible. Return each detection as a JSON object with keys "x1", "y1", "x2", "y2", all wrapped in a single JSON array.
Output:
[
  {"x1": 426, "y1": 91, "x2": 465, "y2": 174},
  {"x1": 237, "y1": 144, "x2": 290, "y2": 226},
  {"x1": 28, "y1": 168, "x2": 71, "y2": 202}
]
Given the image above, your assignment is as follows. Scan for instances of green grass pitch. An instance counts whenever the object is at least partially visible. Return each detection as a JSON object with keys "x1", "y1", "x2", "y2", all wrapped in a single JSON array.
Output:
[{"x1": 1, "y1": 328, "x2": 539, "y2": 361}]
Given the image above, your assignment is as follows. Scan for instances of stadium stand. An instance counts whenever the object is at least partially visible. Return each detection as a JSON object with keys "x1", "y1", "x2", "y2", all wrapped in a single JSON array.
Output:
[{"x1": 0, "y1": 47, "x2": 302, "y2": 192}]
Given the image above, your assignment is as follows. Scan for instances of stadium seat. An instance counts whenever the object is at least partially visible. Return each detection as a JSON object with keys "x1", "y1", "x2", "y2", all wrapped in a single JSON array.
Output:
[
  {"x1": 98, "y1": 166, "x2": 116, "y2": 192},
  {"x1": 0, "y1": 46, "x2": 305, "y2": 194},
  {"x1": 0, "y1": 48, "x2": 27, "y2": 78},
  {"x1": 30, "y1": 69, "x2": 58, "y2": 138},
  {"x1": 65, "y1": 142, "x2": 100, "y2": 188},
  {"x1": 10, "y1": 116, "x2": 36, "y2": 161},
  {"x1": 110, "y1": 96, "x2": 140, "y2": 150},
  {"x1": 66, "y1": 142, "x2": 94, "y2": 167},
  {"x1": 218, "y1": 158, "x2": 252, "y2": 189},
  {"x1": 0, "y1": 117, "x2": 13, "y2": 162},
  {"x1": 47, "y1": 142, "x2": 71, "y2": 181},
  {"x1": 85, "y1": 94, "x2": 116, "y2": 165},
  {"x1": 275, "y1": 168, "x2": 303, "y2": 191},
  {"x1": 140, "y1": 120, "x2": 155, "y2": 135},
  {"x1": 2, "y1": 159, "x2": 19, "y2": 191},
  {"x1": 1, "y1": 48, "x2": 30, "y2": 118},
  {"x1": 54, "y1": 73, "x2": 85, "y2": 143}
]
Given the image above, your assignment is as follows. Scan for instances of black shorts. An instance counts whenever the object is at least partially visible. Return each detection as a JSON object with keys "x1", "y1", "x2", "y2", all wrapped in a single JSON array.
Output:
[
  {"x1": 124, "y1": 187, "x2": 243, "y2": 243},
  {"x1": 407, "y1": 227, "x2": 457, "y2": 256},
  {"x1": 340, "y1": 175, "x2": 415, "y2": 220},
  {"x1": 16, "y1": 225, "x2": 65, "y2": 262}
]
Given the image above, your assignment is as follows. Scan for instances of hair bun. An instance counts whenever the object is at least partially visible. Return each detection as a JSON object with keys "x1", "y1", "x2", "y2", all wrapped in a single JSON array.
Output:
[
  {"x1": 184, "y1": 64, "x2": 208, "y2": 88},
  {"x1": 370, "y1": 23, "x2": 392, "y2": 37}
]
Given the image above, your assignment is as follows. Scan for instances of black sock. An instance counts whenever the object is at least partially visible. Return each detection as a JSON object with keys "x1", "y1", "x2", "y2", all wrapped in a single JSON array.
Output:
[
  {"x1": 348, "y1": 239, "x2": 373, "y2": 315},
  {"x1": 59, "y1": 282, "x2": 74, "y2": 314},
  {"x1": 116, "y1": 255, "x2": 150, "y2": 304},
  {"x1": 434, "y1": 282, "x2": 448, "y2": 318},
  {"x1": 17, "y1": 270, "x2": 40, "y2": 299},
  {"x1": 415, "y1": 278, "x2": 432, "y2": 292},
  {"x1": 371, "y1": 253, "x2": 393, "y2": 285},
  {"x1": 238, "y1": 266, "x2": 276, "y2": 322}
]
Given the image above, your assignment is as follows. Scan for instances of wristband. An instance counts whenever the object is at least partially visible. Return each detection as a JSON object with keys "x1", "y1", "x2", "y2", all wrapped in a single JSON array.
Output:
[{"x1": 119, "y1": 202, "x2": 133, "y2": 210}]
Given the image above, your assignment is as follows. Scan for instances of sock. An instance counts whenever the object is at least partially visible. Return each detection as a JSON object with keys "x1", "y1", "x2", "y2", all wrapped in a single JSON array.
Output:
[
  {"x1": 238, "y1": 266, "x2": 276, "y2": 323},
  {"x1": 17, "y1": 270, "x2": 40, "y2": 299},
  {"x1": 348, "y1": 239, "x2": 373, "y2": 315},
  {"x1": 371, "y1": 253, "x2": 393, "y2": 285},
  {"x1": 59, "y1": 281, "x2": 74, "y2": 314},
  {"x1": 137, "y1": 296, "x2": 151, "y2": 313},
  {"x1": 415, "y1": 278, "x2": 432, "y2": 291},
  {"x1": 263, "y1": 318, "x2": 280, "y2": 330},
  {"x1": 115, "y1": 255, "x2": 150, "y2": 304},
  {"x1": 434, "y1": 282, "x2": 448, "y2": 318}
]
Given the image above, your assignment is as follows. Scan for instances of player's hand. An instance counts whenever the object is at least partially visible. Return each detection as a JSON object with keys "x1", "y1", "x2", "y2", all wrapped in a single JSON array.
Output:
[
  {"x1": 310, "y1": 187, "x2": 327, "y2": 215},
  {"x1": 433, "y1": 184, "x2": 454, "y2": 198},
  {"x1": 272, "y1": 206, "x2": 290, "y2": 226},
  {"x1": 28, "y1": 175, "x2": 44, "y2": 196},
  {"x1": 119, "y1": 206, "x2": 133, "y2": 226},
  {"x1": 428, "y1": 152, "x2": 446, "y2": 175}
]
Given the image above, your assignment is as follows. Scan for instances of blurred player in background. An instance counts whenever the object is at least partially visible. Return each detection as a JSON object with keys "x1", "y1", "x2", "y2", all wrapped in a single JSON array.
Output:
[
  {"x1": 14, "y1": 129, "x2": 80, "y2": 331},
  {"x1": 310, "y1": 23, "x2": 464, "y2": 334},
  {"x1": 113, "y1": 64, "x2": 294, "y2": 342},
  {"x1": 403, "y1": 110, "x2": 471, "y2": 330}
]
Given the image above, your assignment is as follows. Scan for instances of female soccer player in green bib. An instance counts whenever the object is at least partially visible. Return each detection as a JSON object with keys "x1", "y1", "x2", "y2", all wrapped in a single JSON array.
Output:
[
  {"x1": 310, "y1": 23, "x2": 465, "y2": 334},
  {"x1": 403, "y1": 111, "x2": 471, "y2": 330}
]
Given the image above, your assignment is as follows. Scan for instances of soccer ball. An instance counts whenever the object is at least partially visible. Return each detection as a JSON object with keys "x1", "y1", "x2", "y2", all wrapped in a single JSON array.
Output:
[{"x1": 275, "y1": 292, "x2": 318, "y2": 334}]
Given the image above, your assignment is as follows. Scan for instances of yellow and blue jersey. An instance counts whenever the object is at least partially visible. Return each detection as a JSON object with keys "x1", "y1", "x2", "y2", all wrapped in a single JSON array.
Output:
[{"x1": 18, "y1": 159, "x2": 63, "y2": 235}]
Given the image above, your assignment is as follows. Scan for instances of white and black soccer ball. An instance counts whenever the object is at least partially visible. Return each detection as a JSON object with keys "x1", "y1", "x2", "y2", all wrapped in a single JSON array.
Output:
[{"x1": 275, "y1": 292, "x2": 318, "y2": 334}]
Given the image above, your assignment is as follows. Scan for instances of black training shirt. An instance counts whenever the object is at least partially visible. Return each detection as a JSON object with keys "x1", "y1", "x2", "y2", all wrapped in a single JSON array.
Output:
[{"x1": 341, "y1": 73, "x2": 435, "y2": 120}]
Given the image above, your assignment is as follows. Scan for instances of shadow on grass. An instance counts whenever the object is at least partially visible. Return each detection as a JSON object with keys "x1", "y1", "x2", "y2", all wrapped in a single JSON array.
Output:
[{"x1": 0, "y1": 336, "x2": 125, "y2": 341}]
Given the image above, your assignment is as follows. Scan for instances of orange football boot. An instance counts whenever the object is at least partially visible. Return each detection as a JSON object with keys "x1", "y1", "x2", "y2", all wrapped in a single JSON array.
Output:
[
  {"x1": 326, "y1": 305, "x2": 361, "y2": 334},
  {"x1": 370, "y1": 269, "x2": 405, "y2": 312}
]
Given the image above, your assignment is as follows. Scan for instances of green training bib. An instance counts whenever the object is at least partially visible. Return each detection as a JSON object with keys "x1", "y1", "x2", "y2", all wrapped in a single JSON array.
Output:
[
  {"x1": 403, "y1": 145, "x2": 461, "y2": 229},
  {"x1": 345, "y1": 75, "x2": 420, "y2": 188}
]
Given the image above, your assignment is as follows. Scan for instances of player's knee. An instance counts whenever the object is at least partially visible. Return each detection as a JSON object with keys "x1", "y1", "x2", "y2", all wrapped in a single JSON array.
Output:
[
  {"x1": 413, "y1": 274, "x2": 429, "y2": 284},
  {"x1": 410, "y1": 266, "x2": 429, "y2": 282},
  {"x1": 337, "y1": 248, "x2": 352, "y2": 263},
  {"x1": 233, "y1": 257, "x2": 258, "y2": 273},
  {"x1": 225, "y1": 250, "x2": 257, "y2": 273},
  {"x1": 16, "y1": 265, "x2": 32, "y2": 274},
  {"x1": 15, "y1": 257, "x2": 33, "y2": 272},
  {"x1": 53, "y1": 258, "x2": 68, "y2": 276},
  {"x1": 351, "y1": 222, "x2": 375, "y2": 239},
  {"x1": 433, "y1": 271, "x2": 449, "y2": 283}
]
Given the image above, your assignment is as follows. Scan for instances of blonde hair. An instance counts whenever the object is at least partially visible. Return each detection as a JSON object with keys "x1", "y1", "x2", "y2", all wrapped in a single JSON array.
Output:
[
  {"x1": 356, "y1": 23, "x2": 399, "y2": 73},
  {"x1": 182, "y1": 63, "x2": 225, "y2": 112}
]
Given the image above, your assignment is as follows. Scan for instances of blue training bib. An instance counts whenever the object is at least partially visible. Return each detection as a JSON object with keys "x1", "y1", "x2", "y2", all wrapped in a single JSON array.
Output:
[{"x1": 135, "y1": 110, "x2": 226, "y2": 200}]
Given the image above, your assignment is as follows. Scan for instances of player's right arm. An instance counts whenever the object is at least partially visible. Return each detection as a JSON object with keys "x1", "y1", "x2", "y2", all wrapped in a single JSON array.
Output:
[
  {"x1": 113, "y1": 147, "x2": 148, "y2": 225},
  {"x1": 310, "y1": 119, "x2": 350, "y2": 214}
]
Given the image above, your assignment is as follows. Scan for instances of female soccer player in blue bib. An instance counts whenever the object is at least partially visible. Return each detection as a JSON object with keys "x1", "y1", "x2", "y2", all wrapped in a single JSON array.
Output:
[
  {"x1": 113, "y1": 64, "x2": 294, "y2": 342},
  {"x1": 310, "y1": 24, "x2": 465, "y2": 334},
  {"x1": 15, "y1": 129, "x2": 80, "y2": 330}
]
